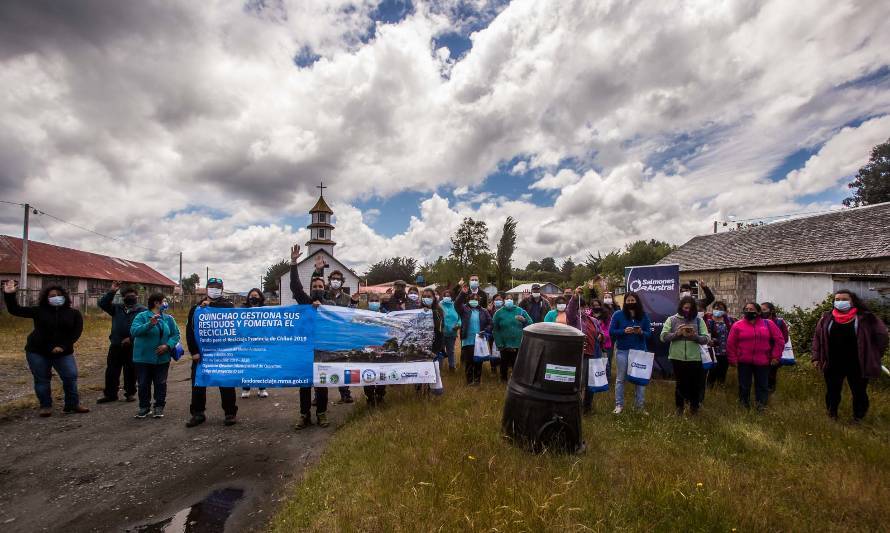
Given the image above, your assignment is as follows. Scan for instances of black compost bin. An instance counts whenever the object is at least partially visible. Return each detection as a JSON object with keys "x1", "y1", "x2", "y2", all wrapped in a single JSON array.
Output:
[{"x1": 501, "y1": 322, "x2": 585, "y2": 454}]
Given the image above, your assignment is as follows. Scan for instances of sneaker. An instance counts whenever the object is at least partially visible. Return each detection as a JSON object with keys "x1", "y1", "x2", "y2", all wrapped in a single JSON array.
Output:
[
  {"x1": 38, "y1": 407, "x2": 52, "y2": 417},
  {"x1": 258, "y1": 390, "x2": 269, "y2": 398},
  {"x1": 63, "y1": 405, "x2": 90, "y2": 414},
  {"x1": 185, "y1": 414, "x2": 206, "y2": 428},
  {"x1": 241, "y1": 390, "x2": 251, "y2": 399},
  {"x1": 317, "y1": 412, "x2": 330, "y2": 428},
  {"x1": 152, "y1": 407, "x2": 165, "y2": 418},
  {"x1": 612, "y1": 406, "x2": 623, "y2": 414},
  {"x1": 223, "y1": 415, "x2": 237, "y2": 426},
  {"x1": 124, "y1": 394, "x2": 136, "y2": 402},
  {"x1": 135, "y1": 408, "x2": 151, "y2": 419},
  {"x1": 96, "y1": 396, "x2": 117, "y2": 404},
  {"x1": 295, "y1": 414, "x2": 312, "y2": 430}
]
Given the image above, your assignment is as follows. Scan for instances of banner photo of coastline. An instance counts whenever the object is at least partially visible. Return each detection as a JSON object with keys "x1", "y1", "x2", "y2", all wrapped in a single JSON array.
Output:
[{"x1": 193, "y1": 305, "x2": 437, "y2": 388}]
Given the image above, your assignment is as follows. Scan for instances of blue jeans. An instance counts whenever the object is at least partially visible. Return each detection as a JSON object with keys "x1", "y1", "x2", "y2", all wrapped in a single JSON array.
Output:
[
  {"x1": 136, "y1": 363, "x2": 170, "y2": 409},
  {"x1": 443, "y1": 335, "x2": 457, "y2": 369},
  {"x1": 615, "y1": 349, "x2": 646, "y2": 408},
  {"x1": 26, "y1": 352, "x2": 80, "y2": 409}
]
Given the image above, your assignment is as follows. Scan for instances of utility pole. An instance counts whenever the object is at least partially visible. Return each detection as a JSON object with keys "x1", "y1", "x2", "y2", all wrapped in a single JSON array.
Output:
[
  {"x1": 20, "y1": 204, "x2": 30, "y2": 304},
  {"x1": 713, "y1": 221, "x2": 718, "y2": 234},
  {"x1": 206, "y1": 266, "x2": 209, "y2": 286},
  {"x1": 179, "y1": 252, "x2": 183, "y2": 288}
]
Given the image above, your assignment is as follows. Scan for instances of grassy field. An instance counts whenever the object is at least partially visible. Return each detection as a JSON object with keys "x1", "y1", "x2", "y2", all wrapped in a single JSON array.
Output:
[{"x1": 272, "y1": 357, "x2": 890, "y2": 532}]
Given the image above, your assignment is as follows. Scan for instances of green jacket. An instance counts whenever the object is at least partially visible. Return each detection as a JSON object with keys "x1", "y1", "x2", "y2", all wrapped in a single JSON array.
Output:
[
  {"x1": 130, "y1": 310, "x2": 181, "y2": 365},
  {"x1": 492, "y1": 306, "x2": 533, "y2": 349},
  {"x1": 660, "y1": 314, "x2": 710, "y2": 361}
]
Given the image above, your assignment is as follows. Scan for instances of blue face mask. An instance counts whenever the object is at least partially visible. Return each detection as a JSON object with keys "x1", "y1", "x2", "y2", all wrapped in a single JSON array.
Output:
[
  {"x1": 469, "y1": 280, "x2": 479, "y2": 290},
  {"x1": 713, "y1": 310, "x2": 725, "y2": 318},
  {"x1": 505, "y1": 299, "x2": 514, "y2": 308},
  {"x1": 494, "y1": 300, "x2": 503, "y2": 308},
  {"x1": 160, "y1": 301, "x2": 169, "y2": 312},
  {"x1": 368, "y1": 301, "x2": 381, "y2": 311},
  {"x1": 422, "y1": 297, "x2": 433, "y2": 307},
  {"x1": 441, "y1": 296, "x2": 452, "y2": 304},
  {"x1": 834, "y1": 300, "x2": 851, "y2": 312},
  {"x1": 469, "y1": 300, "x2": 479, "y2": 308}
]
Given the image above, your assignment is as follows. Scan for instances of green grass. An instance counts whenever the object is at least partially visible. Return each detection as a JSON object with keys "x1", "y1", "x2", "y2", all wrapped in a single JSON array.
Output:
[{"x1": 272, "y1": 359, "x2": 890, "y2": 532}]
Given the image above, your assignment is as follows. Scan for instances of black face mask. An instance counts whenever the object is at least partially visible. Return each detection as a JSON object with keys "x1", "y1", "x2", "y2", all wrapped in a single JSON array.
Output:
[
  {"x1": 623, "y1": 304, "x2": 637, "y2": 316},
  {"x1": 248, "y1": 297, "x2": 262, "y2": 306},
  {"x1": 310, "y1": 289, "x2": 326, "y2": 301},
  {"x1": 761, "y1": 311, "x2": 771, "y2": 318},
  {"x1": 592, "y1": 307, "x2": 602, "y2": 314},
  {"x1": 123, "y1": 295, "x2": 137, "y2": 306},
  {"x1": 744, "y1": 311, "x2": 758, "y2": 320}
]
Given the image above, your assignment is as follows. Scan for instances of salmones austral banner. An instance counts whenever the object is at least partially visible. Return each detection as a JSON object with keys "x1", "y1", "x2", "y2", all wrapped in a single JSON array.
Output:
[
  {"x1": 624, "y1": 264, "x2": 680, "y2": 330},
  {"x1": 193, "y1": 305, "x2": 438, "y2": 388}
]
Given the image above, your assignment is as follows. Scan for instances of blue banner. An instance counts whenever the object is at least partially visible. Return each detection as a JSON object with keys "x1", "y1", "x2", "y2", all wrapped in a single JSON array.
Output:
[
  {"x1": 624, "y1": 264, "x2": 680, "y2": 330},
  {"x1": 193, "y1": 305, "x2": 437, "y2": 388}
]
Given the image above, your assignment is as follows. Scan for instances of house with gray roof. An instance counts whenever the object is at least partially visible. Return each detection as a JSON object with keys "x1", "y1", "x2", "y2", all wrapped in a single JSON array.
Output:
[{"x1": 657, "y1": 202, "x2": 890, "y2": 313}]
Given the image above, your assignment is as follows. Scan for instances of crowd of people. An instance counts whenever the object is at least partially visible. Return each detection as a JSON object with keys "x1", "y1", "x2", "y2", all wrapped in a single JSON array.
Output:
[{"x1": 2, "y1": 255, "x2": 888, "y2": 427}]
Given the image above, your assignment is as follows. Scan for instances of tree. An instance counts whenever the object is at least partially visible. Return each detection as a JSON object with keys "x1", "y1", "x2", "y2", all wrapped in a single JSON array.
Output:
[
  {"x1": 560, "y1": 257, "x2": 576, "y2": 280},
  {"x1": 525, "y1": 260, "x2": 542, "y2": 272},
  {"x1": 263, "y1": 259, "x2": 291, "y2": 294},
  {"x1": 540, "y1": 257, "x2": 558, "y2": 272},
  {"x1": 598, "y1": 239, "x2": 676, "y2": 282},
  {"x1": 844, "y1": 137, "x2": 890, "y2": 207},
  {"x1": 181, "y1": 273, "x2": 200, "y2": 294},
  {"x1": 365, "y1": 257, "x2": 417, "y2": 285},
  {"x1": 494, "y1": 216, "x2": 518, "y2": 290},
  {"x1": 584, "y1": 252, "x2": 603, "y2": 274},
  {"x1": 449, "y1": 217, "x2": 490, "y2": 277}
]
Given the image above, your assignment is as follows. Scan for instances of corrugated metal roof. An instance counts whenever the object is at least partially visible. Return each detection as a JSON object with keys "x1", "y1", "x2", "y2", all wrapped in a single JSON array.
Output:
[
  {"x1": 658, "y1": 202, "x2": 890, "y2": 272},
  {"x1": 0, "y1": 235, "x2": 176, "y2": 286}
]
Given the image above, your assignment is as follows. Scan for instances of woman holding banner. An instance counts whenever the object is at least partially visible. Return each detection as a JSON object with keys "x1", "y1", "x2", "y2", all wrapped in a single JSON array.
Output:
[
  {"x1": 609, "y1": 292, "x2": 652, "y2": 414},
  {"x1": 661, "y1": 297, "x2": 711, "y2": 416},
  {"x1": 241, "y1": 289, "x2": 270, "y2": 399},
  {"x1": 727, "y1": 302, "x2": 784, "y2": 411}
]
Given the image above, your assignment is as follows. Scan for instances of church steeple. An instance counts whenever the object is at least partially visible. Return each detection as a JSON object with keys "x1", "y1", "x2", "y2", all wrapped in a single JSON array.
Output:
[{"x1": 306, "y1": 182, "x2": 336, "y2": 256}]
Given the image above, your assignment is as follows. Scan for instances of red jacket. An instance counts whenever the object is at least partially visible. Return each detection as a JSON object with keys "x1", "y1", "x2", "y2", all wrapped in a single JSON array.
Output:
[{"x1": 726, "y1": 318, "x2": 784, "y2": 366}]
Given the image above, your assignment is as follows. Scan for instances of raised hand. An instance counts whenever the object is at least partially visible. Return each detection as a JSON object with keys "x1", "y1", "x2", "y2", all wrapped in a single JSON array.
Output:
[
  {"x1": 291, "y1": 244, "x2": 301, "y2": 264},
  {"x1": 314, "y1": 254, "x2": 327, "y2": 271},
  {"x1": 2, "y1": 280, "x2": 16, "y2": 294},
  {"x1": 111, "y1": 281, "x2": 121, "y2": 291}
]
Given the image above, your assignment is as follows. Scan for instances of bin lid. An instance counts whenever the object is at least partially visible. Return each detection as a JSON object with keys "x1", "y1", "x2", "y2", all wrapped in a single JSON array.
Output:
[{"x1": 524, "y1": 322, "x2": 584, "y2": 337}]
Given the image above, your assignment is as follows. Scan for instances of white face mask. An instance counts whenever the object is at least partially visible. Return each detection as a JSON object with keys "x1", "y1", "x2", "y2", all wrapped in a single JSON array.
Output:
[
  {"x1": 330, "y1": 280, "x2": 342, "y2": 289},
  {"x1": 408, "y1": 293, "x2": 419, "y2": 301},
  {"x1": 207, "y1": 288, "x2": 222, "y2": 299},
  {"x1": 556, "y1": 303, "x2": 567, "y2": 312},
  {"x1": 469, "y1": 280, "x2": 479, "y2": 289},
  {"x1": 680, "y1": 291, "x2": 692, "y2": 298},
  {"x1": 48, "y1": 295, "x2": 65, "y2": 307},
  {"x1": 532, "y1": 292, "x2": 541, "y2": 299},
  {"x1": 603, "y1": 298, "x2": 613, "y2": 305},
  {"x1": 834, "y1": 300, "x2": 851, "y2": 312}
]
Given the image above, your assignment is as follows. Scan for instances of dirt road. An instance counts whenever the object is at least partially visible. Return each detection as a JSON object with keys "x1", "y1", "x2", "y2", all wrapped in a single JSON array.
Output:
[{"x1": 0, "y1": 362, "x2": 355, "y2": 532}]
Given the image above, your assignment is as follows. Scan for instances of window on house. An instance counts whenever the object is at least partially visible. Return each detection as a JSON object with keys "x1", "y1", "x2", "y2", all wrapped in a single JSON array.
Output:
[
  {"x1": 319, "y1": 213, "x2": 327, "y2": 223},
  {"x1": 318, "y1": 229, "x2": 326, "y2": 239}
]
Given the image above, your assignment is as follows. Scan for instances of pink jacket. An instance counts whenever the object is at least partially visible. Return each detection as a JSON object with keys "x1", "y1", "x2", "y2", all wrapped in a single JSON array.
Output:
[{"x1": 727, "y1": 318, "x2": 784, "y2": 366}]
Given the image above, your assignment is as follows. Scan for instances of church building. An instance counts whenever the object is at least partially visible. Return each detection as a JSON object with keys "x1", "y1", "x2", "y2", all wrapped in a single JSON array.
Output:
[{"x1": 279, "y1": 185, "x2": 361, "y2": 304}]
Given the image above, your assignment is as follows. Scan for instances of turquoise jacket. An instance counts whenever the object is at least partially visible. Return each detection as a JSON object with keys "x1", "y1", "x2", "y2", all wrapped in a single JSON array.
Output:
[
  {"x1": 543, "y1": 310, "x2": 567, "y2": 323},
  {"x1": 492, "y1": 306, "x2": 533, "y2": 349},
  {"x1": 440, "y1": 300, "x2": 462, "y2": 337},
  {"x1": 130, "y1": 310, "x2": 181, "y2": 365}
]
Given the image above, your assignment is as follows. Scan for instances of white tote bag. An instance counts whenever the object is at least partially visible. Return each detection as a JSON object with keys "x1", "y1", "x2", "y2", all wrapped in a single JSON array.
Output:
[
  {"x1": 780, "y1": 338, "x2": 796, "y2": 366},
  {"x1": 473, "y1": 334, "x2": 491, "y2": 363},
  {"x1": 587, "y1": 357, "x2": 609, "y2": 393},
  {"x1": 626, "y1": 349, "x2": 655, "y2": 385},
  {"x1": 700, "y1": 344, "x2": 715, "y2": 370},
  {"x1": 490, "y1": 342, "x2": 501, "y2": 361}
]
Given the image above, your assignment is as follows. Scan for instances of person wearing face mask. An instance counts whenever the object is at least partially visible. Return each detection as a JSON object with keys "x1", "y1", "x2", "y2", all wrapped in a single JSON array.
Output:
[
  {"x1": 679, "y1": 280, "x2": 715, "y2": 313},
  {"x1": 130, "y1": 293, "x2": 180, "y2": 419},
  {"x1": 289, "y1": 244, "x2": 335, "y2": 429},
  {"x1": 491, "y1": 292, "x2": 532, "y2": 383},
  {"x1": 455, "y1": 284, "x2": 492, "y2": 385},
  {"x1": 241, "y1": 289, "x2": 270, "y2": 399},
  {"x1": 812, "y1": 290, "x2": 888, "y2": 421},
  {"x1": 2, "y1": 281, "x2": 88, "y2": 417},
  {"x1": 609, "y1": 291, "x2": 652, "y2": 414},
  {"x1": 487, "y1": 293, "x2": 506, "y2": 375},
  {"x1": 661, "y1": 297, "x2": 711, "y2": 416},
  {"x1": 97, "y1": 282, "x2": 146, "y2": 404},
  {"x1": 727, "y1": 302, "x2": 785, "y2": 411},
  {"x1": 588, "y1": 298, "x2": 614, "y2": 381},
  {"x1": 453, "y1": 275, "x2": 488, "y2": 310},
  {"x1": 185, "y1": 277, "x2": 237, "y2": 428},
  {"x1": 759, "y1": 302, "x2": 789, "y2": 394},
  {"x1": 439, "y1": 288, "x2": 461, "y2": 371},
  {"x1": 325, "y1": 271, "x2": 356, "y2": 404},
  {"x1": 405, "y1": 286, "x2": 422, "y2": 310},
  {"x1": 705, "y1": 301, "x2": 735, "y2": 388},
  {"x1": 520, "y1": 283, "x2": 551, "y2": 323},
  {"x1": 544, "y1": 296, "x2": 568, "y2": 323},
  {"x1": 567, "y1": 287, "x2": 606, "y2": 414},
  {"x1": 418, "y1": 288, "x2": 446, "y2": 394}
]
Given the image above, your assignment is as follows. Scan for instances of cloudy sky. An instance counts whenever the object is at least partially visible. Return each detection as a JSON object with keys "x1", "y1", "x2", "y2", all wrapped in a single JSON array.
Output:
[{"x1": 1, "y1": 0, "x2": 889, "y2": 290}]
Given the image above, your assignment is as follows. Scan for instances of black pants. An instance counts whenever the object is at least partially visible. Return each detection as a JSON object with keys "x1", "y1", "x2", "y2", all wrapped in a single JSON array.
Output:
[
  {"x1": 300, "y1": 386, "x2": 328, "y2": 416},
  {"x1": 498, "y1": 348, "x2": 518, "y2": 382},
  {"x1": 738, "y1": 363, "x2": 770, "y2": 409},
  {"x1": 825, "y1": 358, "x2": 870, "y2": 419},
  {"x1": 768, "y1": 364, "x2": 779, "y2": 392},
  {"x1": 580, "y1": 356, "x2": 599, "y2": 410},
  {"x1": 707, "y1": 355, "x2": 729, "y2": 387},
  {"x1": 338, "y1": 386, "x2": 352, "y2": 400},
  {"x1": 364, "y1": 385, "x2": 386, "y2": 401},
  {"x1": 673, "y1": 360, "x2": 703, "y2": 412},
  {"x1": 136, "y1": 363, "x2": 169, "y2": 409},
  {"x1": 190, "y1": 361, "x2": 237, "y2": 416},
  {"x1": 103, "y1": 342, "x2": 136, "y2": 399},
  {"x1": 461, "y1": 345, "x2": 482, "y2": 384}
]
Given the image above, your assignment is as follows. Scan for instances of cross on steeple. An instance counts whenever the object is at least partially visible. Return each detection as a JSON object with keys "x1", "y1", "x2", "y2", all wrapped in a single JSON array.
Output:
[{"x1": 316, "y1": 181, "x2": 327, "y2": 197}]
